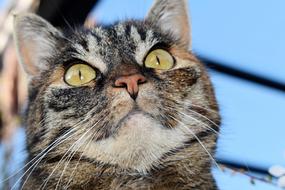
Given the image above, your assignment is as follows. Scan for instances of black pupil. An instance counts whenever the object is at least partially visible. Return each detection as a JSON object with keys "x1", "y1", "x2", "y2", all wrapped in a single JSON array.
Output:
[
  {"x1": 79, "y1": 69, "x2": 82, "y2": 80},
  {"x1": 155, "y1": 56, "x2": 160, "y2": 65}
]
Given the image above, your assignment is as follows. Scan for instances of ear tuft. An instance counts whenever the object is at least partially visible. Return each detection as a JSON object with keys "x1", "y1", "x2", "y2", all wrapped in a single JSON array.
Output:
[
  {"x1": 146, "y1": 0, "x2": 191, "y2": 49},
  {"x1": 13, "y1": 13, "x2": 63, "y2": 76}
]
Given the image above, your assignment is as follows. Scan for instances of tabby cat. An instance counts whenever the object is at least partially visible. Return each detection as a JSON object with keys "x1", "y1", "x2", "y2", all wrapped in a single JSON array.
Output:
[{"x1": 13, "y1": 0, "x2": 221, "y2": 189}]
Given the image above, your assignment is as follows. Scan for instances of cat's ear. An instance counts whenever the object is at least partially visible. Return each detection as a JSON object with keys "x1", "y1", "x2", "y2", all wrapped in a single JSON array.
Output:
[
  {"x1": 13, "y1": 13, "x2": 63, "y2": 76},
  {"x1": 146, "y1": 0, "x2": 191, "y2": 49}
]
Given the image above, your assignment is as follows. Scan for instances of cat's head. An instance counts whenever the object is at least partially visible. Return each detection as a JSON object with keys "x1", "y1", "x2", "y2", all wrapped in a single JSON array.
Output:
[{"x1": 14, "y1": 0, "x2": 220, "y2": 173}]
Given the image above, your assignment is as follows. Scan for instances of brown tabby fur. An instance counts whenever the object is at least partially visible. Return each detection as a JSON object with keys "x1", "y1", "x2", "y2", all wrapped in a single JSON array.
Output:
[{"x1": 14, "y1": 0, "x2": 221, "y2": 189}]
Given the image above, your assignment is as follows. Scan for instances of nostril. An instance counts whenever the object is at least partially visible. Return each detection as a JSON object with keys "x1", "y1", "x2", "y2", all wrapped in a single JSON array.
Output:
[
  {"x1": 137, "y1": 76, "x2": 147, "y2": 84},
  {"x1": 114, "y1": 79, "x2": 127, "y2": 88}
]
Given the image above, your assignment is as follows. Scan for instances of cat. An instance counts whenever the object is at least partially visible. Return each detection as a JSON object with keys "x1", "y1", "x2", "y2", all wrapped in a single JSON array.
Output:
[{"x1": 13, "y1": 0, "x2": 221, "y2": 189}]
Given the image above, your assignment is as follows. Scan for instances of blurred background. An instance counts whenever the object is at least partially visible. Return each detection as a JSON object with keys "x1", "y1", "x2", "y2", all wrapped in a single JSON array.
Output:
[{"x1": 0, "y1": 0, "x2": 284, "y2": 189}]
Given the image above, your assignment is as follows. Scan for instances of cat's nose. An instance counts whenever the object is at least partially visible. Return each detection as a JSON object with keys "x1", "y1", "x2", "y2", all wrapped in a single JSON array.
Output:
[{"x1": 114, "y1": 74, "x2": 147, "y2": 100}]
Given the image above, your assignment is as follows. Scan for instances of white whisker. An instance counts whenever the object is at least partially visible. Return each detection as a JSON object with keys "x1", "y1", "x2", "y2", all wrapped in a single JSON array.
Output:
[
  {"x1": 52, "y1": 117, "x2": 103, "y2": 189},
  {"x1": 167, "y1": 114, "x2": 221, "y2": 171},
  {"x1": 165, "y1": 105, "x2": 219, "y2": 135},
  {"x1": 18, "y1": 115, "x2": 92, "y2": 190},
  {"x1": 63, "y1": 124, "x2": 103, "y2": 189},
  {"x1": 187, "y1": 109, "x2": 219, "y2": 128},
  {"x1": 17, "y1": 127, "x2": 79, "y2": 190}
]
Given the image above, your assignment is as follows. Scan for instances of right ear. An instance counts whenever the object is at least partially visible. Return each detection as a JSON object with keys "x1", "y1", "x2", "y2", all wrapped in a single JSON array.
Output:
[
  {"x1": 13, "y1": 13, "x2": 63, "y2": 76},
  {"x1": 146, "y1": 0, "x2": 191, "y2": 49}
]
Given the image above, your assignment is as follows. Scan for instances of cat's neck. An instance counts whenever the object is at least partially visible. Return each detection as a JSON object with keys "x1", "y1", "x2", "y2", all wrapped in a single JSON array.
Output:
[
  {"x1": 25, "y1": 143, "x2": 217, "y2": 190},
  {"x1": 73, "y1": 149, "x2": 217, "y2": 190}
]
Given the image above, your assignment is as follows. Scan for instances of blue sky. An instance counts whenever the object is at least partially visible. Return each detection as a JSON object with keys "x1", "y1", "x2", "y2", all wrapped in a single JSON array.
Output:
[
  {"x1": 0, "y1": 0, "x2": 284, "y2": 189},
  {"x1": 93, "y1": 0, "x2": 285, "y2": 189}
]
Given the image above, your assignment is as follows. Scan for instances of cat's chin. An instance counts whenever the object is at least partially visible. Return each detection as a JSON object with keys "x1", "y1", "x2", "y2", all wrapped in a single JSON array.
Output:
[{"x1": 82, "y1": 112, "x2": 188, "y2": 173}]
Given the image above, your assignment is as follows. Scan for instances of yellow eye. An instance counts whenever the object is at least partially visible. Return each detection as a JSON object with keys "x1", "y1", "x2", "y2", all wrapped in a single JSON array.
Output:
[
  {"x1": 64, "y1": 64, "x2": 96, "y2": 86},
  {"x1": 144, "y1": 49, "x2": 174, "y2": 70}
]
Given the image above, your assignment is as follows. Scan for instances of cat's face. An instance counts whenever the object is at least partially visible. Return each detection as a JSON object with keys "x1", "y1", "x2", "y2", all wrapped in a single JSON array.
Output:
[{"x1": 14, "y1": 0, "x2": 220, "y2": 173}]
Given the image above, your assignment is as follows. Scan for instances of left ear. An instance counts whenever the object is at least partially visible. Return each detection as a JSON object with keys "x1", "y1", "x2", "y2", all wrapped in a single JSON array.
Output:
[
  {"x1": 146, "y1": 0, "x2": 191, "y2": 49},
  {"x1": 13, "y1": 13, "x2": 63, "y2": 77}
]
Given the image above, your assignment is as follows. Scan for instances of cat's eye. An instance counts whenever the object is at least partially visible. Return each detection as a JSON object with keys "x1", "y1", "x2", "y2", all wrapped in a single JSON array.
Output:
[
  {"x1": 64, "y1": 64, "x2": 96, "y2": 86},
  {"x1": 144, "y1": 49, "x2": 174, "y2": 70}
]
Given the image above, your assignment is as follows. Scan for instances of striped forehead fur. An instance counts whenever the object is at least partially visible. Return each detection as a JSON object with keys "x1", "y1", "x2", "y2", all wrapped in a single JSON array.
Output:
[
  {"x1": 71, "y1": 29, "x2": 108, "y2": 73},
  {"x1": 69, "y1": 22, "x2": 161, "y2": 73}
]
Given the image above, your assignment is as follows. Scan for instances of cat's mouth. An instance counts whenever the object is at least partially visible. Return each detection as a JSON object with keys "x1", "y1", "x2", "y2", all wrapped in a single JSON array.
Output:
[{"x1": 116, "y1": 107, "x2": 154, "y2": 130}]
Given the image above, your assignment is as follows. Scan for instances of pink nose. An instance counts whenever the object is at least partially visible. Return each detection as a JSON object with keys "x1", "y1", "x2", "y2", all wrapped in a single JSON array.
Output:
[{"x1": 114, "y1": 74, "x2": 147, "y2": 100}]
